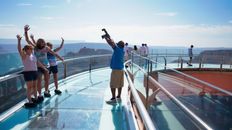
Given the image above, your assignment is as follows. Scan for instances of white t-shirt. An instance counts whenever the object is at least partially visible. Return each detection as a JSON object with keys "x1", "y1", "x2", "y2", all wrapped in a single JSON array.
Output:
[
  {"x1": 145, "y1": 46, "x2": 149, "y2": 56},
  {"x1": 124, "y1": 45, "x2": 129, "y2": 56},
  {"x1": 188, "y1": 48, "x2": 193, "y2": 57},
  {"x1": 139, "y1": 46, "x2": 146, "y2": 56}
]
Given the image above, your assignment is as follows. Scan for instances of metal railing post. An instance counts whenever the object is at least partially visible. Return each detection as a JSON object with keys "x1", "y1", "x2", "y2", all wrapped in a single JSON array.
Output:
[
  {"x1": 131, "y1": 52, "x2": 134, "y2": 74},
  {"x1": 64, "y1": 63, "x2": 67, "y2": 79},
  {"x1": 155, "y1": 57, "x2": 157, "y2": 68},
  {"x1": 199, "y1": 57, "x2": 202, "y2": 69},
  {"x1": 164, "y1": 57, "x2": 167, "y2": 70},
  {"x1": 180, "y1": 58, "x2": 183, "y2": 69},
  {"x1": 150, "y1": 59, "x2": 153, "y2": 72},
  {"x1": 220, "y1": 56, "x2": 224, "y2": 70},
  {"x1": 146, "y1": 59, "x2": 150, "y2": 108},
  {"x1": 89, "y1": 57, "x2": 92, "y2": 73}
]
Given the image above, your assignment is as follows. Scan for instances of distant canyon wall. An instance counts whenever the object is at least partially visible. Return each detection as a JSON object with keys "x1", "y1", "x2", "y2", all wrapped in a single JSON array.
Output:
[{"x1": 194, "y1": 50, "x2": 232, "y2": 64}]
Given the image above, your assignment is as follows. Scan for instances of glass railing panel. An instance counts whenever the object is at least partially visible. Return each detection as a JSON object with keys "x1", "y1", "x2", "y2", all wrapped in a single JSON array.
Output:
[
  {"x1": 89, "y1": 55, "x2": 111, "y2": 70},
  {"x1": 0, "y1": 55, "x2": 112, "y2": 115},
  {"x1": 150, "y1": 66, "x2": 232, "y2": 130},
  {"x1": 128, "y1": 62, "x2": 206, "y2": 130},
  {"x1": 0, "y1": 52, "x2": 23, "y2": 77},
  {"x1": 132, "y1": 67, "x2": 147, "y2": 100},
  {"x1": 0, "y1": 74, "x2": 26, "y2": 114},
  {"x1": 148, "y1": 90, "x2": 201, "y2": 130},
  {"x1": 65, "y1": 58, "x2": 90, "y2": 77},
  {"x1": 63, "y1": 55, "x2": 111, "y2": 78},
  {"x1": 223, "y1": 64, "x2": 232, "y2": 69},
  {"x1": 149, "y1": 54, "x2": 231, "y2": 70}
]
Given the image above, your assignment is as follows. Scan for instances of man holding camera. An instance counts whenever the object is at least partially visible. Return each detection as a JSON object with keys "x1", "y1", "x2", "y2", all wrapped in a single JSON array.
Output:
[{"x1": 102, "y1": 29, "x2": 125, "y2": 104}]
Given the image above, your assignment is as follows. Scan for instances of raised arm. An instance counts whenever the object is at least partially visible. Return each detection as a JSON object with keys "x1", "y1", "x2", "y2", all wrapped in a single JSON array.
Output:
[
  {"x1": 47, "y1": 47, "x2": 64, "y2": 62},
  {"x1": 105, "y1": 37, "x2": 116, "y2": 49},
  {"x1": 30, "y1": 34, "x2": 37, "y2": 46},
  {"x1": 101, "y1": 29, "x2": 116, "y2": 49},
  {"x1": 16, "y1": 34, "x2": 25, "y2": 59},
  {"x1": 54, "y1": 37, "x2": 64, "y2": 52},
  {"x1": 24, "y1": 25, "x2": 36, "y2": 47}
]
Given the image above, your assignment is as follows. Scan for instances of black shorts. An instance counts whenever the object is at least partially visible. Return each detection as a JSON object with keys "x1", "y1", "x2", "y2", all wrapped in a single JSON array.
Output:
[
  {"x1": 49, "y1": 65, "x2": 58, "y2": 74},
  {"x1": 23, "y1": 71, "x2": 38, "y2": 81}
]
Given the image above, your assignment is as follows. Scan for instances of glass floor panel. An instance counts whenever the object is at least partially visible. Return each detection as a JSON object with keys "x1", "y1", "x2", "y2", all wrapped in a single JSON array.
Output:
[{"x1": 0, "y1": 68, "x2": 128, "y2": 130}]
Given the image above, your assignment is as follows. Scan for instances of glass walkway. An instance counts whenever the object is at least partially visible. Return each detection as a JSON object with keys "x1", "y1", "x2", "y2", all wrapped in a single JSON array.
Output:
[{"x1": 0, "y1": 68, "x2": 130, "y2": 130}]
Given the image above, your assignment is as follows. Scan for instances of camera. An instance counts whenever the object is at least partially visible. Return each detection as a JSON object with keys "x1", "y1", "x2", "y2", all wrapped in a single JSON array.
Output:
[{"x1": 101, "y1": 28, "x2": 110, "y2": 39}]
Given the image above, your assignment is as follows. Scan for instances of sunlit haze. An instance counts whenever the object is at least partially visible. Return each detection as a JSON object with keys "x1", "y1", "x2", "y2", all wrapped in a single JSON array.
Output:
[{"x1": 0, "y1": 0, "x2": 232, "y2": 47}]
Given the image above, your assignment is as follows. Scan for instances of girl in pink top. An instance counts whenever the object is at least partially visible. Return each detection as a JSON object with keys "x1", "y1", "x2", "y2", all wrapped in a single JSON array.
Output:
[{"x1": 17, "y1": 35, "x2": 38, "y2": 107}]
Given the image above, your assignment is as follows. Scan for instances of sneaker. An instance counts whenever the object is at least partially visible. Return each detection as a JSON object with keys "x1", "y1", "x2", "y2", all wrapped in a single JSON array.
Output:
[
  {"x1": 31, "y1": 98, "x2": 40, "y2": 104},
  {"x1": 44, "y1": 92, "x2": 51, "y2": 97},
  {"x1": 24, "y1": 102, "x2": 36, "y2": 108},
  {"x1": 38, "y1": 96, "x2": 44, "y2": 102},
  {"x1": 54, "y1": 89, "x2": 62, "y2": 95},
  {"x1": 106, "y1": 98, "x2": 117, "y2": 104}
]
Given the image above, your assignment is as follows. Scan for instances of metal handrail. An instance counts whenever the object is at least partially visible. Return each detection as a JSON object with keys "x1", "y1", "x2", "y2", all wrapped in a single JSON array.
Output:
[
  {"x1": 130, "y1": 61, "x2": 213, "y2": 130},
  {"x1": 150, "y1": 59, "x2": 232, "y2": 96},
  {"x1": 124, "y1": 60, "x2": 156, "y2": 130},
  {"x1": 0, "y1": 54, "x2": 112, "y2": 82},
  {"x1": 134, "y1": 53, "x2": 232, "y2": 97},
  {"x1": 60, "y1": 54, "x2": 111, "y2": 63}
]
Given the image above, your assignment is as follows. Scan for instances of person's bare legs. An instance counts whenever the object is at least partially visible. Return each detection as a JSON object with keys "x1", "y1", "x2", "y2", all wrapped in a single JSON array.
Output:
[
  {"x1": 53, "y1": 73, "x2": 58, "y2": 90},
  {"x1": 37, "y1": 75, "x2": 42, "y2": 96},
  {"x1": 26, "y1": 81, "x2": 33, "y2": 103},
  {"x1": 110, "y1": 88, "x2": 116, "y2": 99},
  {"x1": 32, "y1": 80, "x2": 37, "y2": 99},
  {"x1": 44, "y1": 71, "x2": 50, "y2": 92},
  {"x1": 117, "y1": 88, "x2": 122, "y2": 98}
]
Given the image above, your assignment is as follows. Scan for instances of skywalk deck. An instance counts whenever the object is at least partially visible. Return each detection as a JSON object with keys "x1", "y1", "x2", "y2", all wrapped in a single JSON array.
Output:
[{"x1": 0, "y1": 68, "x2": 129, "y2": 130}]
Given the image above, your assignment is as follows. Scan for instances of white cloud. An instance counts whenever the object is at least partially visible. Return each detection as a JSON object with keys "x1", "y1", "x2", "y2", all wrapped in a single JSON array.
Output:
[
  {"x1": 17, "y1": 3, "x2": 32, "y2": 6},
  {"x1": 229, "y1": 20, "x2": 232, "y2": 24},
  {"x1": 36, "y1": 16, "x2": 63, "y2": 21},
  {"x1": 1, "y1": 23, "x2": 232, "y2": 47},
  {"x1": 39, "y1": 17, "x2": 54, "y2": 20},
  {"x1": 41, "y1": 5, "x2": 56, "y2": 8},
  {"x1": 0, "y1": 24, "x2": 16, "y2": 28},
  {"x1": 154, "y1": 12, "x2": 177, "y2": 17},
  {"x1": 58, "y1": 24, "x2": 232, "y2": 47}
]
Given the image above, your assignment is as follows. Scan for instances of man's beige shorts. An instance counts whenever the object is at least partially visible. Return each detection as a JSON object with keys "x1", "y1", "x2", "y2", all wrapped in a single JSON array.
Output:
[{"x1": 110, "y1": 70, "x2": 124, "y2": 88}]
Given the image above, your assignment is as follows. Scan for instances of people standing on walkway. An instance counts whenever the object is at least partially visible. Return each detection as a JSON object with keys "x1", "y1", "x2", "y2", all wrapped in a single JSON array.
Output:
[
  {"x1": 133, "y1": 45, "x2": 138, "y2": 53},
  {"x1": 124, "y1": 43, "x2": 129, "y2": 61},
  {"x1": 101, "y1": 29, "x2": 125, "y2": 104},
  {"x1": 46, "y1": 38, "x2": 64, "y2": 95},
  {"x1": 144, "y1": 44, "x2": 149, "y2": 68},
  {"x1": 139, "y1": 43, "x2": 146, "y2": 56},
  {"x1": 17, "y1": 34, "x2": 40, "y2": 107},
  {"x1": 187, "y1": 45, "x2": 194, "y2": 66},
  {"x1": 24, "y1": 25, "x2": 64, "y2": 99},
  {"x1": 144, "y1": 44, "x2": 149, "y2": 57}
]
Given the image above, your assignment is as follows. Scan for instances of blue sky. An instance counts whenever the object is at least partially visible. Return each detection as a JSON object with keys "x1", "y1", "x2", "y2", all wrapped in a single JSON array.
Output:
[{"x1": 0, "y1": 0, "x2": 232, "y2": 47}]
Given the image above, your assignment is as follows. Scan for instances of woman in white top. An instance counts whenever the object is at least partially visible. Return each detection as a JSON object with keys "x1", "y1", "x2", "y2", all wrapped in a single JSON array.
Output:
[{"x1": 17, "y1": 35, "x2": 39, "y2": 107}]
